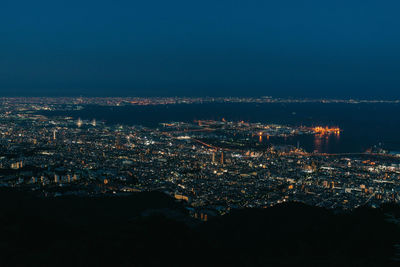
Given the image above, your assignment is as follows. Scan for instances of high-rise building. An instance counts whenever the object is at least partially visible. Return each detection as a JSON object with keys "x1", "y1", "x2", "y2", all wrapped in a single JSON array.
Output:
[
  {"x1": 116, "y1": 135, "x2": 121, "y2": 149},
  {"x1": 220, "y1": 152, "x2": 224, "y2": 165},
  {"x1": 11, "y1": 161, "x2": 23, "y2": 170}
]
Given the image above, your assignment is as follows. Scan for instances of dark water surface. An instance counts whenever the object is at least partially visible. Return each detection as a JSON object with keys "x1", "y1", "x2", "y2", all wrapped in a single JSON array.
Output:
[{"x1": 42, "y1": 103, "x2": 400, "y2": 153}]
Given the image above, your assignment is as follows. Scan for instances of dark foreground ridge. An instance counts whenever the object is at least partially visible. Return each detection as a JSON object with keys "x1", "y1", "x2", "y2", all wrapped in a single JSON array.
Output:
[{"x1": 1, "y1": 189, "x2": 400, "y2": 267}]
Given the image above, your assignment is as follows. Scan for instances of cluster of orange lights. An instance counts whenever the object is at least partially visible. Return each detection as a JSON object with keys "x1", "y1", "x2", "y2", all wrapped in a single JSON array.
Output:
[{"x1": 313, "y1": 126, "x2": 341, "y2": 135}]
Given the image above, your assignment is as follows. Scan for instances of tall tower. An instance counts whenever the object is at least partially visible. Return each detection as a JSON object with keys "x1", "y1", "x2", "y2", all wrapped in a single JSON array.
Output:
[
  {"x1": 220, "y1": 152, "x2": 224, "y2": 165},
  {"x1": 212, "y1": 152, "x2": 215, "y2": 164},
  {"x1": 116, "y1": 135, "x2": 121, "y2": 149},
  {"x1": 53, "y1": 130, "x2": 57, "y2": 141}
]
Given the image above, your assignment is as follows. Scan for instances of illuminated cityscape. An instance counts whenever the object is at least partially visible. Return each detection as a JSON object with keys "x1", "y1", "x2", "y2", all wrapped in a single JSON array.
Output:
[
  {"x1": 3, "y1": 0, "x2": 400, "y2": 264},
  {"x1": 0, "y1": 97, "x2": 399, "y2": 222}
]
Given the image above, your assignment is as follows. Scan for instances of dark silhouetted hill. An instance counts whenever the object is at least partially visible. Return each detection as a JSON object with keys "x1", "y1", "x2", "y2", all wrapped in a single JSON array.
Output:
[{"x1": 0, "y1": 189, "x2": 399, "y2": 267}]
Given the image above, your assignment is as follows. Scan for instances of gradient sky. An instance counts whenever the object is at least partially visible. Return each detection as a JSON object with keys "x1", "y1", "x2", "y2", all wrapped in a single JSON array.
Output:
[{"x1": 1, "y1": 0, "x2": 400, "y2": 98}]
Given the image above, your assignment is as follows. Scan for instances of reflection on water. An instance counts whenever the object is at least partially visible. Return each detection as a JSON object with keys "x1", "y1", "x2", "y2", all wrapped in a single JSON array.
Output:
[
  {"x1": 314, "y1": 135, "x2": 322, "y2": 152},
  {"x1": 257, "y1": 131, "x2": 342, "y2": 154},
  {"x1": 313, "y1": 130, "x2": 341, "y2": 153}
]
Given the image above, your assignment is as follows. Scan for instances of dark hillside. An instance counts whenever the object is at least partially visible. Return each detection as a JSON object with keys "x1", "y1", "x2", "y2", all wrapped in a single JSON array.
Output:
[{"x1": 0, "y1": 190, "x2": 399, "y2": 267}]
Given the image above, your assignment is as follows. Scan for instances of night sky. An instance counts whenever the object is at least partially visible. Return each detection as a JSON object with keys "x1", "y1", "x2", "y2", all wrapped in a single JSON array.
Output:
[{"x1": 1, "y1": 0, "x2": 400, "y2": 98}]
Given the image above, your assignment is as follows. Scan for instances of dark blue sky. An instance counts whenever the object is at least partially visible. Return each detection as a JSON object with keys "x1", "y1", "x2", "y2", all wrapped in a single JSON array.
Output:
[{"x1": 1, "y1": 0, "x2": 400, "y2": 98}]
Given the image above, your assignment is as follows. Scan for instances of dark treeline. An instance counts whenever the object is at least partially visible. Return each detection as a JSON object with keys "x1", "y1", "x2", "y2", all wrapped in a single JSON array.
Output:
[{"x1": 0, "y1": 189, "x2": 399, "y2": 267}]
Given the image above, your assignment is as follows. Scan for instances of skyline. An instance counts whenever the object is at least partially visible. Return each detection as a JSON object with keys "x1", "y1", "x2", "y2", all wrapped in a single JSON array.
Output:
[
  {"x1": 2, "y1": 0, "x2": 400, "y2": 98},
  {"x1": 2, "y1": 2, "x2": 400, "y2": 266}
]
